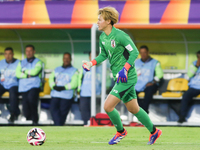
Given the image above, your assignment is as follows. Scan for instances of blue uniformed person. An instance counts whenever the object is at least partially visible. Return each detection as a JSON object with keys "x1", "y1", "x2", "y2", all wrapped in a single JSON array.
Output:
[
  {"x1": 0, "y1": 47, "x2": 20, "y2": 122},
  {"x1": 49, "y1": 52, "x2": 78, "y2": 126},
  {"x1": 16, "y1": 45, "x2": 43, "y2": 125},
  {"x1": 135, "y1": 45, "x2": 163, "y2": 114},
  {"x1": 78, "y1": 52, "x2": 102, "y2": 125},
  {"x1": 178, "y1": 50, "x2": 200, "y2": 123}
]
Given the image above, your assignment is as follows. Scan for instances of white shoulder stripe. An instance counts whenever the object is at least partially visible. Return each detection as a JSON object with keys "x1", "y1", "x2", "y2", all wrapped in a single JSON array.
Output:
[{"x1": 125, "y1": 44, "x2": 133, "y2": 51}]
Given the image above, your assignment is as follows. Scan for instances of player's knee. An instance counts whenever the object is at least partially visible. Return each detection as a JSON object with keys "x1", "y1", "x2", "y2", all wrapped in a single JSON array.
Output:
[
  {"x1": 131, "y1": 110, "x2": 138, "y2": 114},
  {"x1": 128, "y1": 107, "x2": 139, "y2": 114},
  {"x1": 103, "y1": 105, "x2": 109, "y2": 112},
  {"x1": 104, "y1": 104, "x2": 112, "y2": 112}
]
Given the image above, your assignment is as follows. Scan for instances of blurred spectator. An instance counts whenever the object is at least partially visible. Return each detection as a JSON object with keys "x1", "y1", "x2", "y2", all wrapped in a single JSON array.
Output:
[
  {"x1": 16, "y1": 45, "x2": 43, "y2": 125},
  {"x1": 78, "y1": 52, "x2": 102, "y2": 125},
  {"x1": 0, "y1": 47, "x2": 20, "y2": 122},
  {"x1": 135, "y1": 45, "x2": 163, "y2": 113},
  {"x1": 178, "y1": 50, "x2": 200, "y2": 123},
  {"x1": 49, "y1": 52, "x2": 78, "y2": 126}
]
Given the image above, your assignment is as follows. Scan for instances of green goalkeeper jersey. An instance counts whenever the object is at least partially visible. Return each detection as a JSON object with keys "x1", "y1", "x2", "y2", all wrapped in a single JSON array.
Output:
[{"x1": 95, "y1": 26, "x2": 139, "y2": 81}]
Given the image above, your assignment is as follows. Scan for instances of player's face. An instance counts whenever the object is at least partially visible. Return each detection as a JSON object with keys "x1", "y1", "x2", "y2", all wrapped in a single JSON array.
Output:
[
  {"x1": 4, "y1": 50, "x2": 14, "y2": 62},
  {"x1": 25, "y1": 47, "x2": 35, "y2": 59},
  {"x1": 139, "y1": 48, "x2": 149, "y2": 61},
  {"x1": 63, "y1": 54, "x2": 71, "y2": 66},
  {"x1": 97, "y1": 15, "x2": 110, "y2": 31}
]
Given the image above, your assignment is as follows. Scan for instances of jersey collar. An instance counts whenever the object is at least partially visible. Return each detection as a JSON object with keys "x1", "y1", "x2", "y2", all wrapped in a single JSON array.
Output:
[{"x1": 105, "y1": 26, "x2": 116, "y2": 38}]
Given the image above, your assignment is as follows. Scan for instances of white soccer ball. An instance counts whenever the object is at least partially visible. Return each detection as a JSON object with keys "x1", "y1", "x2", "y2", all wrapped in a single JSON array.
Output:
[{"x1": 27, "y1": 128, "x2": 46, "y2": 146}]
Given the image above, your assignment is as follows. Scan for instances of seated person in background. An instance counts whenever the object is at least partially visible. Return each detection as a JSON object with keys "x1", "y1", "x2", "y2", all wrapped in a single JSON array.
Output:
[
  {"x1": 49, "y1": 52, "x2": 78, "y2": 126},
  {"x1": 178, "y1": 50, "x2": 200, "y2": 123},
  {"x1": 0, "y1": 47, "x2": 20, "y2": 122},
  {"x1": 16, "y1": 45, "x2": 43, "y2": 125},
  {"x1": 135, "y1": 45, "x2": 163, "y2": 114},
  {"x1": 78, "y1": 52, "x2": 102, "y2": 125}
]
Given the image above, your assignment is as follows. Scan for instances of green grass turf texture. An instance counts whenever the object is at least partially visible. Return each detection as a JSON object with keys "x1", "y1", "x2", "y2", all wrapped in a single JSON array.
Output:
[{"x1": 0, "y1": 126, "x2": 200, "y2": 150}]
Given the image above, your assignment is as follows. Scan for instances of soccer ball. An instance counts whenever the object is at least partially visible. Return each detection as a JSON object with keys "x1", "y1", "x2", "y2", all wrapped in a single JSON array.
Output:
[{"x1": 27, "y1": 128, "x2": 46, "y2": 146}]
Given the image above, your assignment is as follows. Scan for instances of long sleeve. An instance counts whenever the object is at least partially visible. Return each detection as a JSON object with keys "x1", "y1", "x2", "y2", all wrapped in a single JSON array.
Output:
[
  {"x1": 77, "y1": 69, "x2": 83, "y2": 92},
  {"x1": 187, "y1": 63, "x2": 198, "y2": 78},
  {"x1": 25, "y1": 61, "x2": 43, "y2": 76},
  {"x1": 49, "y1": 71, "x2": 55, "y2": 89},
  {"x1": 16, "y1": 61, "x2": 27, "y2": 79},
  {"x1": 118, "y1": 34, "x2": 139, "y2": 66},
  {"x1": 95, "y1": 38, "x2": 108, "y2": 65},
  {"x1": 154, "y1": 62, "x2": 163, "y2": 81},
  {"x1": 64, "y1": 70, "x2": 79, "y2": 90}
]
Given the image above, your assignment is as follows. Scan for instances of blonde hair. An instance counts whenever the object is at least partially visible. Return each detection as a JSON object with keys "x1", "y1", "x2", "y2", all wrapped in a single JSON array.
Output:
[{"x1": 98, "y1": 7, "x2": 119, "y2": 25}]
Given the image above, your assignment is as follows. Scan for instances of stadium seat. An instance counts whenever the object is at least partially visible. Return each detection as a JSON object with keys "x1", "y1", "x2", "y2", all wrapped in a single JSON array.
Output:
[
  {"x1": 138, "y1": 92, "x2": 158, "y2": 98},
  {"x1": 39, "y1": 78, "x2": 51, "y2": 97},
  {"x1": 2, "y1": 92, "x2": 9, "y2": 97},
  {"x1": 138, "y1": 92, "x2": 145, "y2": 97},
  {"x1": 162, "y1": 78, "x2": 188, "y2": 97}
]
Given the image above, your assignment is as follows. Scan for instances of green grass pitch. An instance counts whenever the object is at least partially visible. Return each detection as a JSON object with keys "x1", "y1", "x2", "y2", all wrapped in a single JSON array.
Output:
[{"x1": 0, "y1": 126, "x2": 200, "y2": 150}]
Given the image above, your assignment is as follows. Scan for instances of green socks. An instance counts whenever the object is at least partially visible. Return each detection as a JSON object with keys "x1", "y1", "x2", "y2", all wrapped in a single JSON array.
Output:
[
  {"x1": 106, "y1": 108, "x2": 123, "y2": 132},
  {"x1": 134, "y1": 107, "x2": 154, "y2": 133},
  {"x1": 106, "y1": 107, "x2": 155, "y2": 133}
]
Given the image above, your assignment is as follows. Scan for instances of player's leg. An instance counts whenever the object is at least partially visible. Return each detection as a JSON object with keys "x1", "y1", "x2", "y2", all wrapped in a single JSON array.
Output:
[
  {"x1": 104, "y1": 94, "x2": 127, "y2": 145},
  {"x1": 106, "y1": 80, "x2": 134, "y2": 145},
  {"x1": 104, "y1": 94, "x2": 122, "y2": 130},
  {"x1": 120, "y1": 75, "x2": 162, "y2": 145},
  {"x1": 124, "y1": 98, "x2": 162, "y2": 145}
]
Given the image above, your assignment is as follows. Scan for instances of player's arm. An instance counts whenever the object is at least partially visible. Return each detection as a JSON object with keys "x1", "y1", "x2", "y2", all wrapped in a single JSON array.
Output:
[
  {"x1": 187, "y1": 62, "x2": 198, "y2": 78},
  {"x1": 154, "y1": 62, "x2": 163, "y2": 83},
  {"x1": 24, "y1": 61, "x2": 43, "y2": 76},
  {"x1": 16, "y1": 61, "x2": 28, "y2": 79},
  {"x1": 64, "y1": 70, "x2": 79, "y2": 90},
  {"x1": 116, "y1": 34, "x2": 139, "y2": 83},
  {"x1": 77, "y1": 69, "x2": 83, "y2": 93},
  {"x1": 120, "y1": 34, "x2": 139, "y2": 66},
  {"x1": 82, "y1": 37, "x2": 108, "y2": 71},
  {"x1": 95, "y1": 39, "x2": 108, "y2": 65}
]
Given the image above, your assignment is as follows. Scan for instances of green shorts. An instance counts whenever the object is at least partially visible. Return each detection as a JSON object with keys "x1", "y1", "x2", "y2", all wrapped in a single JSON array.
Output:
[{"x1": 110, "y1": 77, "x2": 137, "y2": 103}]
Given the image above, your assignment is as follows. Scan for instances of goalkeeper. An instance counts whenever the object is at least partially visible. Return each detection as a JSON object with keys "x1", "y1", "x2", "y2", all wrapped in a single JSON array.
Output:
[{"x1": 82, "y1": 7, "x2": 162, "y2": 145}]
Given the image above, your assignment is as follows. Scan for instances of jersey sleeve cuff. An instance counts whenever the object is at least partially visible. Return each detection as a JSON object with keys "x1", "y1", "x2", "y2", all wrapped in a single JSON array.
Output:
[
  {"x1": 124, "y1": 62, "x2": 131, "y2": 71},
  {"x1": 91, "y1": 59, "x2": 97, "y2": 66}
]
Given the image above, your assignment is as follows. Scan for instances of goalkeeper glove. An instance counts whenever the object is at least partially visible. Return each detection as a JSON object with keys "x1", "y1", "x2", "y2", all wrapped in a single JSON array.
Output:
[
  {"x1": 82, "y1": 59, "x2": 97, "y2": 71},
  {"x1": 116, "y1": 62, "x2": 131, "y2": 83}
]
